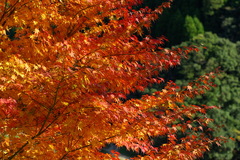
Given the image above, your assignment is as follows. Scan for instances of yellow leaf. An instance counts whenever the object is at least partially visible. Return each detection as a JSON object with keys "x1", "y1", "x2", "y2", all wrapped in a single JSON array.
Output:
[
  {"x1": 34, "y1": 28, "x2": 40, "y2": 34},
  {"x1": 11, "y1": 75, "x2": 17, "y2": 80},
  {"x1": 33, "y1": 21, "x2": 38, "y2": 25},
  {"x1": 49, "y1": 144, "x2": 55, "y2": 150},
  {"x1": 41, "y1": 14, "x2": 46, "y2": 20},
  {"x1": 65, "y1": 147, "x2": 69, "y2": 152},
  {"x1": 62, "y1": 102, "x2": 69, "y2": 106},
  {"x1": 29, "y1": 34, "x2": 35, "y2": 39}
]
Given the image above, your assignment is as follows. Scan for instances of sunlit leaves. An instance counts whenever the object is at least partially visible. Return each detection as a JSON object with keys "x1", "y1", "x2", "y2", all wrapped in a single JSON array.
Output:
[{"x1": 0, "y1": 0, "x2": 223, "y2": 159}]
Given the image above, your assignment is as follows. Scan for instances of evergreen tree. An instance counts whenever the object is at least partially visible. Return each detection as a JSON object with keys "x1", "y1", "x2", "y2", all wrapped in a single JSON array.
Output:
[
  {"x1": 143, "y1": 0, "x2": 204, "y2": 46},
  {"x1": 173, "y1": 32, "x2": 240, "y2": 160},
  {"x1": 143, "y1": 32, "x2": 240, "y2": 159},
  {"x1": 184, "y1": 15, "x2": 204, "y2": 40},
  {"x1": 193, "y1": 16, "x2": 204, "y2": 35},
  {"x1": 203, "y1": 0, "x2": 228, "y2": 15}
]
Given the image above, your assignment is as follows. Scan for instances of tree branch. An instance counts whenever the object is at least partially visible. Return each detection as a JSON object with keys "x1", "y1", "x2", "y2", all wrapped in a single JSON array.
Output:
[
  {"x1": 7, "y1": 77, "x2": 65, "y2": 159},
  {"x1": 7, "y1": 141, "x2": 29, "y2": 160}
]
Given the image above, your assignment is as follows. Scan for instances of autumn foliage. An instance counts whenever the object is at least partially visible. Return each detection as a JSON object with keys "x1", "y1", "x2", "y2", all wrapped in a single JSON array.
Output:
[{"x1": 0, "y1": 0, "x2": 222, "y2": 159}]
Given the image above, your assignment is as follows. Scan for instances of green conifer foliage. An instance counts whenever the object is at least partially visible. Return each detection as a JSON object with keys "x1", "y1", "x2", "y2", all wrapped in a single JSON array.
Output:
[
  {"x1": 143, "y1": 0, "x2": 203, "y2": 46},
  {"x1": 193, "y1": 16, "x2": 204, "y2": 35},
  {"x1": 173, "y1": 32, "x2": 240, "y2": 160},
  {"x1": 203, "y1": 0, "x2": 228, "y2": 15},
  {"x1": 183, "y1": 15, "x2": 205, "y2": 40},
  {"x1": 184, "y1": 15, "x2": 198, "y2": 39}
]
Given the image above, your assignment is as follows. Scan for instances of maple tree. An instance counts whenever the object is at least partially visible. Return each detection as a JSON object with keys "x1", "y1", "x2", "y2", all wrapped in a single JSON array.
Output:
[{"x1": 0, "y1": 0, "x2": 223, "y2": 159}]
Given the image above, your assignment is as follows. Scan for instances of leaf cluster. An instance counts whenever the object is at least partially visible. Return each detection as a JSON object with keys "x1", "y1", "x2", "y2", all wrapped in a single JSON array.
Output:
[{"x1": 0, "y1": 1, "x2": 222, "y2": 159}]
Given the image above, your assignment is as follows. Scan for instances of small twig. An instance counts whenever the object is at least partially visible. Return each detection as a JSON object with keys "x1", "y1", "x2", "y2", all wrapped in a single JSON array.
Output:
[
  {"x1": 7, "y1": 141, "x2": 29, "y2": 160},
  {"x1": 59, "y1": 135, "x2": 118, "y2": 160},
  {"x1": 36, "y1": 77, "x2": 64, "y2": 136},
  {"x1": 7, "y1": 77, "x2": 65, "y2": 159}
]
